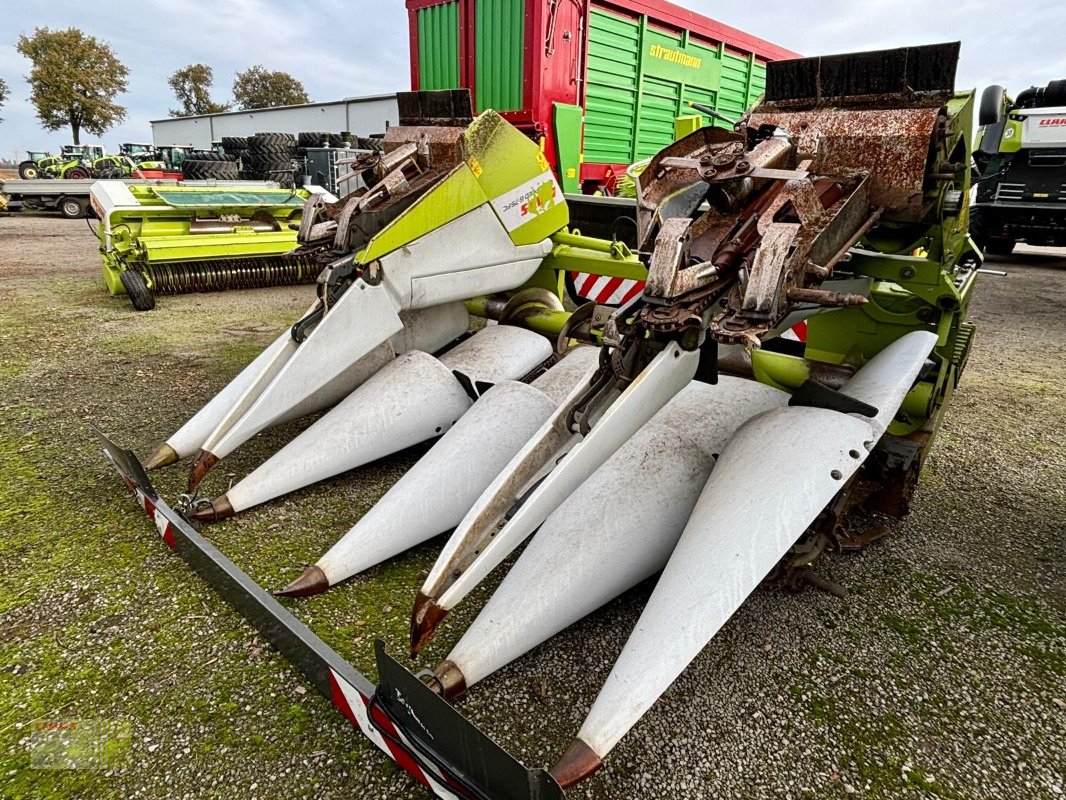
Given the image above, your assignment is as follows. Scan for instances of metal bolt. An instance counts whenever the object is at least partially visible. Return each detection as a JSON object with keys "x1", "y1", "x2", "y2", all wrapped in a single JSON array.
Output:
[{"x1": 900, "y1": 267, "x2": 915, "y2": 279}]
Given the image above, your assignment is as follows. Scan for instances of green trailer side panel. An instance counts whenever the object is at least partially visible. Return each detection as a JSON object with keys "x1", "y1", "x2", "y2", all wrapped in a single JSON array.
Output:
[
  {"x1": 584, "y1": 8, "x2": 641, "y2": 164},
  {"x1": 584, "y1": 6, "x2": 769, "y2": 165},
  {"x1": 474, "y1": 0, "x2": 525, "y2": 112},
  {"x1": 418, "y1": 2, "x2": 460, "y2": 90}
]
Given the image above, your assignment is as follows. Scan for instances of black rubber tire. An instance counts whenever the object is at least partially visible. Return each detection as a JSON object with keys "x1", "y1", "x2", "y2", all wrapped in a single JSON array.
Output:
[
  {"x1": 246, "y1": 143, "x2": 293, "y2": 159},
  {"x1": 66, "y1": 167, "x2": 91, "y2": 179},
  {"x1": 297, "y1": 131, "x2": 330, "y2": 148},
  {"x1": 120, "y1": 269, "x2": 156, "y2": 311},
  {"x1": 250, "y1": 132, "x2": 295, "y2": 148},
  {"x1": 244, "y1": 154, "x2": 292, "y2": 172},
  {"x1": 95, "y1": 167, "x2": 126, "y2": 179},
  {"x1": 184, "y1": 151, "x2": 235, "y2": 162},
  {"x1": 220, "y1": 136, "x2": 247, "y2": 149},
  {"x1": 181, "y1": 158, "x2": 240, "y2": 180},
  {"x1": 18, "y1": 161, "x2": 40, "y2": 179},
  {"x1": 266, "y1": 169, "x2": 296, "y2": 188},
  {"x1": 979, "y1": 85, "x2": 1005, "y2": 127},
  {"x1": 59, "y1": 197, "x2": 88, "y2": 219},
  {"x1": 984, "y1": 238, "x2": 1015, "y2": 257},
  {"x1": 1045, "y1": 80, "x2": 1066, "y2": 108}
]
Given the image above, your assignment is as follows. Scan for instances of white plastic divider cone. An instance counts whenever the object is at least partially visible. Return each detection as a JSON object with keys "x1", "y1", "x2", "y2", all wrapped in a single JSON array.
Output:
[
  {"x1": 564, "y1": 330, "x2": 938, "y2": 770},
  {"x1": 417, "y1": 341, "x2": 700, "y2": 630},
  {"x1": 439, "y1": 376, "x2": 790, "y2": 694},
  {"x1": 148, "y1": 302, "x2": 469, "y2": 468},
  {"x1": 206, "y1": 324, "x2": 554, "y2": 516},
  {"x1": 289, "y1": 346, "x2": 602, "y2": 596},
  {"x1": 197, "y1": 205, "x2": 552, "y2": 469}
]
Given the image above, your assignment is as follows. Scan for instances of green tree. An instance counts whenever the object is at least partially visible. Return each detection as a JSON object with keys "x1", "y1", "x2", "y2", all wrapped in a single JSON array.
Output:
[
  {"x1": 168, "y1": 63, "x2": 230, "y2": 117},
  {"x1": 232, "y1": 66, "x2": 309, "y2": 110},
  {"x1": 0, "y1": 77, "x2": 8, "y2": 123},
  {"x1": 16, "y1": 27, "x2": 128, "y2": 144}
]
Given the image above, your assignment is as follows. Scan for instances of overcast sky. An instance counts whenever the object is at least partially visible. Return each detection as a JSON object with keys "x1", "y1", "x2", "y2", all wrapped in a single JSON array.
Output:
[{"x1": 2, "y1": 0, "x2": 1064, "y2": 160}]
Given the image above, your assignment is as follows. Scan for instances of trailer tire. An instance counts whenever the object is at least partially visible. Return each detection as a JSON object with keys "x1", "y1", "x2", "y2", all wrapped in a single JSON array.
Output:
[
  {"x1": 979, "y1": 85, "x2": 1005, "y2": 127},
  {"x1": 18, "y1": 161, "x2": 40, "y2": 180},
  {"x1": 120, "y1": 270, "x2": 156, "y2": 311},
  {"x1": 59, "y1": 197, "x2": 88, "y2": 219}
]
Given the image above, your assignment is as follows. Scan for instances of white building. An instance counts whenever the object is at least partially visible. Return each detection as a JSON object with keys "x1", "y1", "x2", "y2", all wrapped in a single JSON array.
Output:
[{"x1": 150, "y1": 94, "x2": 399, "y2": 148}]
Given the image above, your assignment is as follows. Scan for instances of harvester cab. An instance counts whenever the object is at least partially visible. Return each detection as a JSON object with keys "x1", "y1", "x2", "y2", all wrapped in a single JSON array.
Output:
[
  {"x1": 971, "y1": 79, "x2": 1066, "y2": 253},
  {"x1": 97, "y1": 45, "x2": 981, "y2": 800}
]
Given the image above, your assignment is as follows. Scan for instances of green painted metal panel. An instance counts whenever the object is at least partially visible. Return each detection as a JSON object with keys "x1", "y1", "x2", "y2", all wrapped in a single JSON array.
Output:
[
  {"x1": 584, "y1": 8, "x2": 640, "y2": 164},
  {"x1": 474, "y1": 0, "x2": 525, "y2": 112},
  {"x1": 584, "y1": 5, "x2": 770, "y2": 165},
  {"x1": 418, "y1": 2, "x2": 460, "y2": 90},
  {"x1": 553, "y1": 102, "x2": 584, "y2": 193}
]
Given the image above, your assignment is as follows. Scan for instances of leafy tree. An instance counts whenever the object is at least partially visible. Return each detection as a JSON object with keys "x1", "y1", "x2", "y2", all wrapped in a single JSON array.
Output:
[
  {"x1": 168, "y1": 63, "x2": 230, "y2": 116},
  {"x1": 232, "y1": 66, "x2": 309, "y2": 110},
  {"x1": 0, "y1": 77, "x2": 8, "y2": 123},
  {"x1": 16, "y1": 27, "x2": 128, "y2": 144}
]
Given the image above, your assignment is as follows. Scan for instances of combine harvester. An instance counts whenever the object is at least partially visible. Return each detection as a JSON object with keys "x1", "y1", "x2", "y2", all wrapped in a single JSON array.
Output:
[{"x1": 97, "y1": 44, "x2": 981, "y2": 797}]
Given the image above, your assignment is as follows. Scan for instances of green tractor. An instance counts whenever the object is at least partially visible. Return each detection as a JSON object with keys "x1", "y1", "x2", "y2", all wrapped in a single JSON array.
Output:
[
  {"x1": 18, "y1": 145, "x2": 106, "y2": 180},
  {"x1": 91, "y1": 144, "x2": 169, "y2": 178},
  {"x1": 153, "y1": 145, "x2": 194, "y2": 171}
]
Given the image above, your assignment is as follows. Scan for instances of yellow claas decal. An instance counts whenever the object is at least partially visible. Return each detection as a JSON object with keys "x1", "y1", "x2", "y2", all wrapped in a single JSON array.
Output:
[
  {"x1": 648, "y1": 43, "x2": 702, "y2": 70},
  {"x1": 524, "y1": 180, "x2": 558, "y2": 217}
]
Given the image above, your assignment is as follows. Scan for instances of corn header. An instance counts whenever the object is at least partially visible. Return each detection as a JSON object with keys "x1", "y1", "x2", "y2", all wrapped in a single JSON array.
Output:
[
  {"x1": 96, "y1": 43, "x2": 981, "y2": 798},
  {"x1": 90, "y1": 182, "x2": 333, "y2": 311}
]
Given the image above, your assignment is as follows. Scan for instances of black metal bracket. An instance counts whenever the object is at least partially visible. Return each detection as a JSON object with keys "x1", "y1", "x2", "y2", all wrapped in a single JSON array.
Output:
[{"x1": 788, "y1": 378, "x2": 878, "y2": 417}]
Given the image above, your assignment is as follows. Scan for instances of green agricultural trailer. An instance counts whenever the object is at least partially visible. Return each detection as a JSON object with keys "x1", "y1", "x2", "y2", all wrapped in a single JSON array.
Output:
[{"x1": 407, "y1": 0, "x2": 797, "y2": 193}]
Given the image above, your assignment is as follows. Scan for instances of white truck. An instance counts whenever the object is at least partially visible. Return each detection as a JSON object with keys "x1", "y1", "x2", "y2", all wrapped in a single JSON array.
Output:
[{"x1": 0, "y1": 177, "x2": 278, "y2": 219}]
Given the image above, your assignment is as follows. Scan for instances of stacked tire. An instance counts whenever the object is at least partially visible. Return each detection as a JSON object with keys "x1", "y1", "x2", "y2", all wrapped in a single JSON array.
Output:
[
  {"x1": 181, "y1": 151, "x2": 239, "y2": 181},
  {"x1": 245, "y1": 132, "x2": 296, "y2": 187},
  {"x1": 357, "y1": 136, "x2": 385, "y2": 153},
  {"x1": 296, "y1": 132, "x2": 330, "y2": 155},
  {"x1": 220, "y1": 136, "x2": 248, "y2": 161}
]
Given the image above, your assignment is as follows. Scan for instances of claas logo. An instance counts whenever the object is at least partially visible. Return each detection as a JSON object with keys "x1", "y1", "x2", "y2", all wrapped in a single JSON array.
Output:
[
  {"x1": 1038, "y1": 118, "x2": 1066, "y2": 126},
  {"x1": 520, "y1": 181, "x2": 557, "y2": 217}
]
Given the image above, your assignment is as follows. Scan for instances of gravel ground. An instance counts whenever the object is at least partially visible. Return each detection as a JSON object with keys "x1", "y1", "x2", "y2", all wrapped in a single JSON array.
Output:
[{"x1": 0, "y1": 215, "x2": 1063, "y2": 800}]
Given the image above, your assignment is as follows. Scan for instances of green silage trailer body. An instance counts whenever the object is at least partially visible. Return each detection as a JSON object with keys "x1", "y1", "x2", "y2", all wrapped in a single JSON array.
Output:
[{"x1": 406, "y1": 0, "x2": 797, "y2": 191}]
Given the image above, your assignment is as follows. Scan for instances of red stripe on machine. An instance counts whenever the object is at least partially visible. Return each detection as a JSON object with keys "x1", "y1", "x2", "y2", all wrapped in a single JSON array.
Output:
[{"x1": 571, "y1": 272, "x2": 645, "y2": 306}]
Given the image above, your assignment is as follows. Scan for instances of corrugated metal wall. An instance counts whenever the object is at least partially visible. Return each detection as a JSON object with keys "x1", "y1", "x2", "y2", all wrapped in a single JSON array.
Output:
[
  {"x1": 473, "y1": 0, "x2": 525, "y2": 112},
  {"x1": 584, "y1": 5, "x2": 767, "y2": 165},
  {"x1": 417, "y1": 1, "x2": 461, "y2": 90},
  {"x1": 150, "y1": 96, "x2": 399, "y2": 150}
]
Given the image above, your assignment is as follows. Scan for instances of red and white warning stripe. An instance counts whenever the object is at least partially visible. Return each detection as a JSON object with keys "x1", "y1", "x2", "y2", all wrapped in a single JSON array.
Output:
[
  {"x1": 782, "y1": 319, "x2": 808, "y2": 342},
  {"x1": 570, "y1": 272, "x2": 644, "y2": 306},
  {"x1": 328, "y1": 669, "x2": 461, "y2": 799}
]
